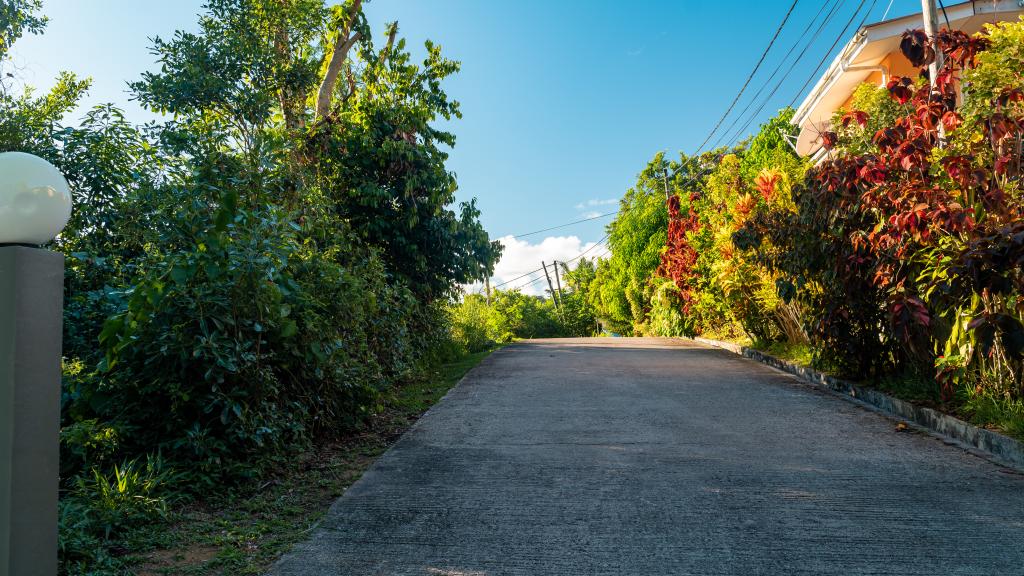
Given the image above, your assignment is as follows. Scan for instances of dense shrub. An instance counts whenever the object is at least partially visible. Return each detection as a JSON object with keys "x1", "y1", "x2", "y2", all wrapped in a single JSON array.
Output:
[
  {"x1": 589, "y1": 156, "x2": 670, "y2": 334},
  {"x1": 737, "y1": 21, "x2": 1024, "y2": 386},
  {"x1": 450, "y1": 295, "x2": 496, "y2": 353},
  {"x1": 451, "y1": 290, "x2": 562, "y2": 346},
  {"x1": 593, "y1": 111, "x2": 807, "y2": 341}
]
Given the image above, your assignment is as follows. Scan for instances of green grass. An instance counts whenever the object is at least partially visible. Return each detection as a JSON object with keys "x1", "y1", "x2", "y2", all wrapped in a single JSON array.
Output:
[
  {"x1": 964, "y1": 390, "x2": 1024, "y2": 442},
  {"x1": 872, "y1": 372, "x2": 945, "y2": 408},
  {"x1": 129, "y1": 347, "x2": 497, "y2": 576},
  {"x1": 750, "y1": 339, "x2": 814, "y2": 367}
]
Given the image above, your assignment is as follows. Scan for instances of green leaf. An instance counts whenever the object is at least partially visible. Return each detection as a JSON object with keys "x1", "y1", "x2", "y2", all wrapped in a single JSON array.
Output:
[{"x1": 280, "y1": 320, "x2": 298, "y2": 338}]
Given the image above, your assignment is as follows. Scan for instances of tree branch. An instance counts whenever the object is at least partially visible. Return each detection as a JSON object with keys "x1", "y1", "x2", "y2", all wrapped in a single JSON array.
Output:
[
  {"x1": 315, "y1": 0, "x2": 362, "y2": 120},
  {"x1": 377, "y1": 22, "x2": 398, "y2": 67}
]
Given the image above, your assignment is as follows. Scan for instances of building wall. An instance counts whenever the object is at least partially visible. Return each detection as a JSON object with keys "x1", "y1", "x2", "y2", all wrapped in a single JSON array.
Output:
[{"x1": 838, "y1": 53, "x2": 919, "y2": 111}]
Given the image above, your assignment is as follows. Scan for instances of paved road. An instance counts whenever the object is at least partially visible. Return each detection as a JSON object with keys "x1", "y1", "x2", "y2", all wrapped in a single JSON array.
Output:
[{"x1": 269, "y1": 338, "x2": 1024, "y2": 576}]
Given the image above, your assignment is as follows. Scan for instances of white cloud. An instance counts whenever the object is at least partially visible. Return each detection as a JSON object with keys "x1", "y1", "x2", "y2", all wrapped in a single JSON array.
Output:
[
  {"x1": 465, "y1": 235, "x2": 606, "y2": 297},
  {"x1": 580, "y1": 211, "x2": 603, "y2": 219},
  {"x1": 574, "y1": 198, "x2": 618, "y2": 211}
]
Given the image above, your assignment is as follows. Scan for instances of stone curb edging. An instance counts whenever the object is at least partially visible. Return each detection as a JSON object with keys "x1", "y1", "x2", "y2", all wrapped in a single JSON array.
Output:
[{"x1": 692, "y1": 336, "x2": 1024, "y2": 473}]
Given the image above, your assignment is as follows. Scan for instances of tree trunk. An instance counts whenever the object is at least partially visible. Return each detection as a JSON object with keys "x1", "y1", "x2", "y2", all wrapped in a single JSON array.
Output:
[{"x1": 315, "y1": 0, "x2": 362, "y2": 121}]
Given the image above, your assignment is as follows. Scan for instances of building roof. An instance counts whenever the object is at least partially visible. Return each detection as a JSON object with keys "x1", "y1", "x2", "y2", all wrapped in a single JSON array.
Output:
[{"x1": 792, "y1": 0, "x2": 1024, "y2": 157}]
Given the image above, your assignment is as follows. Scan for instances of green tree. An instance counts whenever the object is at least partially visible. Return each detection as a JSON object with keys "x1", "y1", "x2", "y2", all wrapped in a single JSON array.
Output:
[
  {"x1": 590, "y1": 153, "x2": 671, "y2": 334},
  {"x1": 0, "y1": 0, "x2": 46, "y2": 60},
  {"x1": 557, "y1": 258, "x2": 598, "y2": 336}
]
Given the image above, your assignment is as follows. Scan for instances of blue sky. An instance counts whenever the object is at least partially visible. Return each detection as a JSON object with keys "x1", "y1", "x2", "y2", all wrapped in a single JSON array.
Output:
[{"x1": 11, "y1": 0, "x2": 928, "y2": 292}]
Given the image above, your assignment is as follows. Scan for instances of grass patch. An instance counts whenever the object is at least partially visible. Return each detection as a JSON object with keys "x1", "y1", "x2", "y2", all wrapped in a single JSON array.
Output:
[
  {"x1": 749, "y1": 339, "x2": 814, "y2": 367},
  {"x1": 964, "y1": 391, "x2": 1024, "y2": 442},
  {"x1": 871, "y1": 371, "x2": 945, "y2": 408},
  {"x1": 121, "y1": 347, "x2": 497, "y2": 576}
]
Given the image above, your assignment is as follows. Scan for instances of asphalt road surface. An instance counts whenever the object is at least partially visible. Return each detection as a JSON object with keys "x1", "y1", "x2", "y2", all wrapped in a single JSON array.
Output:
[{"x1": 269, "y1": 338, "x2": 1024, "y2": 576}]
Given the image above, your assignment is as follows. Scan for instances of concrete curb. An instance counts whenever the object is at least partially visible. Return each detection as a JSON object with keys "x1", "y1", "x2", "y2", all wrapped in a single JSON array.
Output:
[{"x1": 693, "y1": 336, "x2": 1024, "y2": 473}]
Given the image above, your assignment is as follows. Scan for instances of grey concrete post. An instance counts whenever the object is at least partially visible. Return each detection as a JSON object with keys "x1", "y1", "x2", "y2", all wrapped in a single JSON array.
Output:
[{"x1": 0, "y1": 246, "x2": 63, "y2": 576}]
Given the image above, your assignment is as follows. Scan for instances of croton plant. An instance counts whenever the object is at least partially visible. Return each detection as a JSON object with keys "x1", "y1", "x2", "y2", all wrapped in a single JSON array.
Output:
[{"x1": 738, "y1": 21, "x2": 1023, "y2": 395}]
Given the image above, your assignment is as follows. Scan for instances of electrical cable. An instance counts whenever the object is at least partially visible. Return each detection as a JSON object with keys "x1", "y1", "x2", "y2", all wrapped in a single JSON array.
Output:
[
  {"x1": 880, "y1": 0, "x2": 896, "y2": 21},
  {"x1": 508, "y1": 210, "x2": 617, "y2": 239},
  {"x1": 719, "y1": 0, "x2": 850, "y2": 146},
  {"x1": 490, "y1": 1, "x2": 818, "y2": 294},
  {"x1": 492, "y1": 266, "x2": 546, "y2": 288},
  {"x1": 563, "y1": 234, "x2": 609, "y2": 265},
  {"x1": 709, "y1": 0, "x2": 844, "y2": 149},
  {"x1": 501, "y1": 0, "x2": 805, "y2": 267},
  {"x1": 507, "y1": 235, "x2": 610, "y2": 292},
  {"x1": 788, "y1": 0, "x2": 879, "y2": 109},
  {"x1": 693, "y1": 0, "x2": 801, "y2": 154}
]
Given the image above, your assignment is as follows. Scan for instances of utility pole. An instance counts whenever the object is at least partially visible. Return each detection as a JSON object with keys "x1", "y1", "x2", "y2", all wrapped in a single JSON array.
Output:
[
  {"x1": 553, "y1": 261, "x2": 564, "y2": 303},
  {"x1": 662, "y1": 168, "x2": 672, "y2": 202},
  {"x1": 922, "y1": 0, "x2": 946, "y2": 143},
  {"x1": 921, "y1": 0, "x2": 944, "y2": 88},
  {"x1": 484, "y1": 276, "x2": 491, "y2": 306},
  {"x1": 541, "y1": 261, "x2": 560, "y2": 309},
  {"x1": 552, "y1": 261, "x2": 565, "y2": 324}
]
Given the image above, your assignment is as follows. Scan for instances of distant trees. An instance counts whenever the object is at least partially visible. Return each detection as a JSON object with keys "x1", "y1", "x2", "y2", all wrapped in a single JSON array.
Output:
[{"x1": 449, "y1": 259, "x2": 603, "y2": 352}]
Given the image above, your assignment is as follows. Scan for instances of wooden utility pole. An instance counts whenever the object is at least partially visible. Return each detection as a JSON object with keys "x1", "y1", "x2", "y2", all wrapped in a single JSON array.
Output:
[
  {"x1": 553, "y1": 261, "x2": 565, "y2": 309},
  {"x1": 921, "y1": 0, "x2": 944, "y2": 88},
  {"x1": 542, "y1": 261, "x2": 560, "y2": 309},
  {"x1": 662, "y1": 168, "x2": 672, "y2": 202},
  {"x1": 552, "y1": 261, "x2": 565, "y2": 324},
  {"x1": 484, "y1": 276, "x2": 491, "y2": 306}
]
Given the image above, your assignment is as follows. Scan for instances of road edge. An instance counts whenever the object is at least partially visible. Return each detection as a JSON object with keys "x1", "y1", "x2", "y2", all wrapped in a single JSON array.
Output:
[
  {"x1": 263, "y1": 346, "x2": 505, "y2": 576},
  {"x1": 692, "y1": 336, "x2": 1024, "y2": 473}
]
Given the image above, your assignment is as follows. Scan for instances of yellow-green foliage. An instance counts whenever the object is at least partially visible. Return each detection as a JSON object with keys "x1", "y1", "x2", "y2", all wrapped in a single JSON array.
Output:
[
  {"x1": 589, "y1": 153, "x2": 670, "y2": 335},
  {"x1": 678, "y1": 109, "x2": 809, "y2": 343},
  {"x1": 449, "y1": 289, "x2": 577, "y2": 352},
  {"x1": 831, "y1": 82, "x2": 911, "y2": 155}
]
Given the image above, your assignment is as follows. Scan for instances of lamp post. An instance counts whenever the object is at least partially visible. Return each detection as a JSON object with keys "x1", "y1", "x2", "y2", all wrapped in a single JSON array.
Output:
[{"x1": 0, "y1": 151, "x2": 71, "y2": 575}]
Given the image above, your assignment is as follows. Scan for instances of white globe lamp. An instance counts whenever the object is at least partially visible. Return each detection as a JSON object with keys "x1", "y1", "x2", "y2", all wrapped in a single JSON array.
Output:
[
  {"x1": 0, "y1": 150, "x2": 70, "y2": 575},
  {"x1": 0, "y1": 151, "x2": 72, "y2": 245}
]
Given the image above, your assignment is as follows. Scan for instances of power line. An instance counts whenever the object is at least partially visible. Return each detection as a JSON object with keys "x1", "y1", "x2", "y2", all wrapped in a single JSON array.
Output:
[
  {"x1": 722, "y1": 0, "x2": 880, "y2": 147},
  {"x1": 492, "y1": 266, "x2": 545, "y2": 288},
  {"x1": 502, "y1": 0, "x2": 805, "y2": 271},
  {"x1": 659, "y1": 0, "x2": 812, "y2": 201},
  {"x1": 564, "y1": 234, "x2": 609, "y2": 265},
  {"x1": 507, "y1": 235, "x2": 610, "y2": 292},
  {"x1": 788, "y1": 0, "x2": 879, "y2": 109},
  {"x1": 709, "y1": 0, "x2": 844, "y2": 150},
  {"x1": 493, "y1": 233, "x2": 611, "y2": 290},
  {"x1": 694, "y1": 0, "x2": 801, "y2": 154},
  {"x1": 719, "y1": 0, "x2": 850, "y2": 146},
  {"x1": 508, "y1": 210, "x2": 617, "y2": 239},
  {"x1": 493, "y1": 0, "x2": 811, "y2": 297},
  {"x1": 510, "y1": 273, "x2": 550, "y2": 293}
]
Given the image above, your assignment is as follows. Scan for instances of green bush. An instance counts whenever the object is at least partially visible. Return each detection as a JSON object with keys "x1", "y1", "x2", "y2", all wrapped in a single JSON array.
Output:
[
  {"x1": 58, "y1": 498, "x2": 121, "y2": 575},
  {"x1": 58, "y1": 455, "x2": 181, "y2": 574},
  {"x1": 451, "y1": 294, "x2": 495, "y2": 352},
  {"x1": 72, "y1": 456, "x2": 179, "y2": 539}
]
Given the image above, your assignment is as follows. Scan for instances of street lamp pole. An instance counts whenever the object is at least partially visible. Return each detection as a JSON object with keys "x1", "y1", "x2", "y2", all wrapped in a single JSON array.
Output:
[{"x1": 0, "y1": 151, "x2": 72, "y2": 575}]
